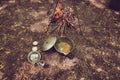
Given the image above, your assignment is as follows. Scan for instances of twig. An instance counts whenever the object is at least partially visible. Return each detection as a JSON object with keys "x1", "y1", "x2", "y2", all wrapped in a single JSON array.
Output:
[
  {"x1": 52, "y1": 0, "x2": 60, "y2": 17},
  {"x1": 46, "y1": 0, "x2": 60, "y2": 34},
  {"x1": 0, "y1": 4, "x2": 7, "y2": 11},
  {"x1": 73, "y1": 0, "x2": 83, "y2": 35},
  {"x1": 64, "y1": 18, "x2": 75, "y2": 28}
]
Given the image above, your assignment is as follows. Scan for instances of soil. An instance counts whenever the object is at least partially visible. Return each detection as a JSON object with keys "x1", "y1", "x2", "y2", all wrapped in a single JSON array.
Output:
[{"x1": 0, "y1": 0, "x2": 120, "y2": 80}]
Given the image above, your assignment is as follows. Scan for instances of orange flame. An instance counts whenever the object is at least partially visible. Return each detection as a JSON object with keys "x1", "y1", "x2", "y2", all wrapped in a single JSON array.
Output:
[{"x1": 54, "y1": 3, "x2": 64, "y2": 26}]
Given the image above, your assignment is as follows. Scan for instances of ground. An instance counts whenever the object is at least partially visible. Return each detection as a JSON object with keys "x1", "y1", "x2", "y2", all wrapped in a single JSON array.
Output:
[{"x1": 0, "y1": 0, "x2": 120, "y2": 80}]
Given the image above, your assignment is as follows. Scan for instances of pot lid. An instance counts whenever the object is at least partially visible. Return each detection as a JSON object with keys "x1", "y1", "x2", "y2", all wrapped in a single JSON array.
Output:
[{"x1": 42, "y1": 36, "x2": 57, "y2": 51}]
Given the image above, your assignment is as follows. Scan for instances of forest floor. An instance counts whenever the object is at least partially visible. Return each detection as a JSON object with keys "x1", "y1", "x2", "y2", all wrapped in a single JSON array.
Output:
[{"x1": 0, "y1": 0, "x2": 120, "y2": 80}]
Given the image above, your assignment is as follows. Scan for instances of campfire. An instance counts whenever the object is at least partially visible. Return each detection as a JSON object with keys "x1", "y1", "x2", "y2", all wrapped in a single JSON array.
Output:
[{"x1": 48, "y1": 1, "x2": 78, "y2": 36}]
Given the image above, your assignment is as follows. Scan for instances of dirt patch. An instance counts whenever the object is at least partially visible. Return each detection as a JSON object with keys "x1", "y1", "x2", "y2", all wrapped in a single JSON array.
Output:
[{"x1": 0, "y1": 0, "x2": 120, "y2": 80}]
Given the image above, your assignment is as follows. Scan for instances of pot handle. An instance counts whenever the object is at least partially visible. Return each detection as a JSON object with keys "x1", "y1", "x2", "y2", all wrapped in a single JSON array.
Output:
[{"x1": 37, "y1": 60, "x2": 45, "y2": 67}]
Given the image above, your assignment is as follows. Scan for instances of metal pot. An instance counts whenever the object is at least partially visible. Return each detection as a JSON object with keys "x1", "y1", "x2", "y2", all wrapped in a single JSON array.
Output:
[
  {"x1": 54, "y1": 37, "x2": 74, "y2": 55},
  {"x1": 42, "y1": 36, "x2": 74, "y2": 55}
]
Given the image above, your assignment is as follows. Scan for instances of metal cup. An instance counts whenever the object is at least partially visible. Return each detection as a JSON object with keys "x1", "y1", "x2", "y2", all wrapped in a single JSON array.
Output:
[
  {"x1": 27, "y1": 51, "x2": 45, "y2": 67},
  {"x1": 27, "y1": 51, "x2": 41, "y2": 65}
]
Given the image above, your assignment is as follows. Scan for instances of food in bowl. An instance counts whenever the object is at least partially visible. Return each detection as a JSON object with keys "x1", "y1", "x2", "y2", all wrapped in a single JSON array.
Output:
[{"x1": 54, "y1": 37, "x2": 74, "y2": 55}]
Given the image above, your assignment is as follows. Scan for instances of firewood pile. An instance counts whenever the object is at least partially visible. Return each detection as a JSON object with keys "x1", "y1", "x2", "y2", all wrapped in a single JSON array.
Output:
[{"x1": 47, "y1": 0, "x2": 79, "y2": 36}]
